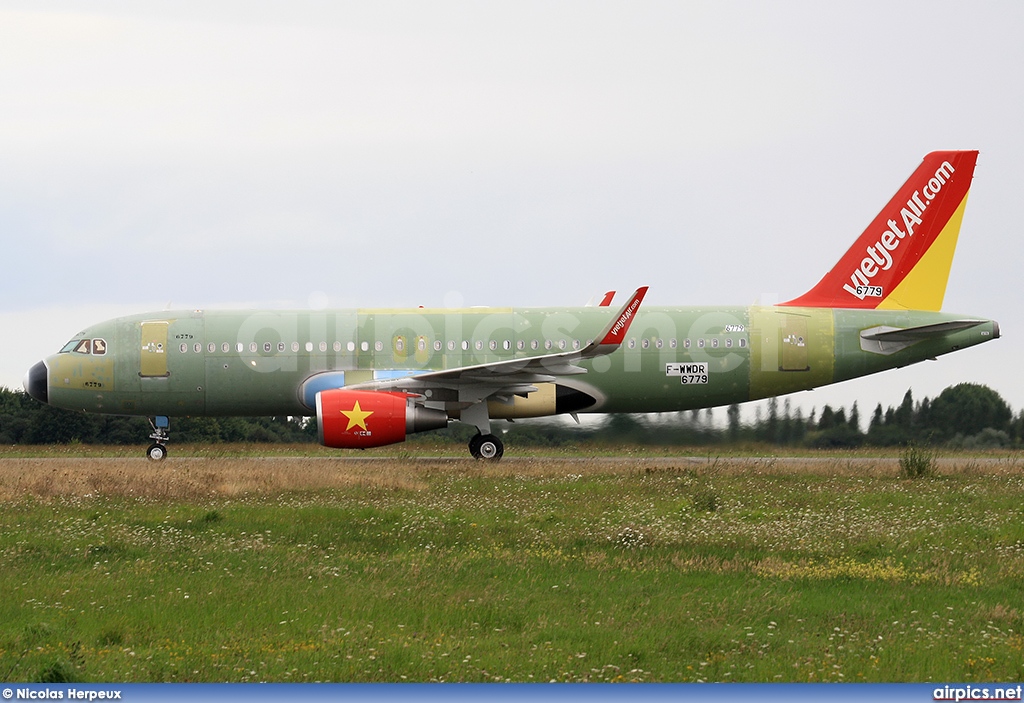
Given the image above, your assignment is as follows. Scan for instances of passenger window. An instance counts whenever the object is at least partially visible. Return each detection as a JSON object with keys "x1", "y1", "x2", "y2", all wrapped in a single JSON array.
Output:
[
  {"x1": 374, "y1": 341, "x2": 383, "y2": 352},
  {"x1": 684, "y1": 339, "x2": 690, "y2": 349},
  {"x1": 320, "y1": 342, "x2": 328, "y2": 352},
  {"x1": 333, "y1": 341, "x2": 341, "y2": 352},
  {"x1": 434, "y1": 340, "x2": 443, "y2": 351},
  {"x1": 531, "y1": 340, "x2": 539, "y2": 350},
  {"x1": 222, "y1": 342, "x2": 230, "y2": 353},
  {"x1": 475, "y1": 340, "x2": 483, "y2": 351},
  {"x1": 698, "y1": 339, "x2": 705, "y2": 348},
  {"x1": 489, "y1": 340, "x2": 497, "y2": 351},
  {"x1": 237, "y1": 343, "x2": 244, "y2": 353},
  {"x1": 346, "y1": 342, "x2": 355, "y2": 352},
  {"x1": 180, "y1": 343, "x2": 188, "y2": 353},
  {"x1": 641, "y1": 339, "x2": 650, "y2": 349},
  {"x1": 712, "y1": 338, "x2": 719, "y2": 349},
  {"x1": 504, "y1": 340, "x2": 512, "y2": 351},
  {"x1": 307, "y1": 342, "x2": 315, "y2": 352},
  {"x1": 670, "y1": 339, "x2": 677, "y2": 348},
  {"x1": 628, "y1": 339, "x2": 636, "y2": 349}
]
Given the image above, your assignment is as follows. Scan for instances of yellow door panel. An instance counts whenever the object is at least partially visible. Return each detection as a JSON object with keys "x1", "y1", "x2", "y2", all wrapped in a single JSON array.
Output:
[{"x1": 140, "y1": 321, "x2": 170, "y2": 378}]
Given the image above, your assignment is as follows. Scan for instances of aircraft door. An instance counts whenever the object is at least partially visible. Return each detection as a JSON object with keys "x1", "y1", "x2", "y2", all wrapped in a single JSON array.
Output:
[
  {"x1": 749, "y1": 307, "x2": 834, "y2": 400},
  {"x1": 140, "y1": 321, "x2": 170, "y2": 378},
  {"x1": 779, "y1": 315, "x2": 809, "y2": 372}
]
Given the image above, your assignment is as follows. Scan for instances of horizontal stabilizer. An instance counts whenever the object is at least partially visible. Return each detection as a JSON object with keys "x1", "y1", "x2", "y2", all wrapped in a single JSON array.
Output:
[
  {"x1": 860, "y1": 319, "x2": 987, "y2": 342},
  {"x1": 859, "y1": 319, "x2": 992, "y2": 356}
]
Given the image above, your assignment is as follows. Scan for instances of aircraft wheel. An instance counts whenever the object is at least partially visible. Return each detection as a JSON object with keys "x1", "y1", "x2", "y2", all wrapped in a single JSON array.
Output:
[
  {"x1": 146, "y1": 443, "x2": 168, "y2": 461},
  {"x1": 475, "y1": 434, "x2": 503, "y2": 461},
  {"x1": 468, "y1": 434, "x2": 483, "y2": 459}
]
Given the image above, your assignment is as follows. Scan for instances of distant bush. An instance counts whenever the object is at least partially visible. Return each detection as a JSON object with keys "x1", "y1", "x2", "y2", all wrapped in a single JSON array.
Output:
[
  {"x1": 950, "y1": 428, "x2": 1011, "y2": 449},
  {"x1": 808, "y1": 424, "x2": 864, "y2": 449},
  {"x1": 899, "y1": 445, "x2": 935, "y2": 479}
]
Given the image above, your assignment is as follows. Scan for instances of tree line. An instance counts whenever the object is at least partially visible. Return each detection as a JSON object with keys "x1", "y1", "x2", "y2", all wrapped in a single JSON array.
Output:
[
  {"x1": 569, "y1": 382, "x2": 1019, "y2": 449},
  {"x1": 0, "y1": 382, "x2": 1020, "y2": 449},
  {"x1": 0, "y1": 388, "x2": 313, "y2": 446}
]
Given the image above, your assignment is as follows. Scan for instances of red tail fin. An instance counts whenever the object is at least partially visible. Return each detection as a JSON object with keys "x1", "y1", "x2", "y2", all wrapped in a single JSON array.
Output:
[{"x1": 781, "y1": 150, "x2": 978, "y2": 311}]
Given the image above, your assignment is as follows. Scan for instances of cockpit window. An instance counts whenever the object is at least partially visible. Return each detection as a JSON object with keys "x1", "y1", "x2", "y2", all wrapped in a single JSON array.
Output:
[{"x1": 60, "y1": 338, "x2": 107, "y2": 355}]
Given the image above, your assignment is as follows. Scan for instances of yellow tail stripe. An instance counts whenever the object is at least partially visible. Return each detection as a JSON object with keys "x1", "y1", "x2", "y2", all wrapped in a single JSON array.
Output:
[{"x1": 877, "y1": 191, "x2": 970, "y2": 312}]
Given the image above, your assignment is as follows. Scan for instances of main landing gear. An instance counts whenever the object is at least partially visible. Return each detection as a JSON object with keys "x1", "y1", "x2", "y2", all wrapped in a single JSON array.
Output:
[
  {"x1": 146, "y1": 416, "x2": 170, "y2": 461},
  {"x1": 469, "y1": 433, "x2": 503, "y2": 461},
  {"x1": 461, "y1": 401, "x2": 503, "y2": 461}
]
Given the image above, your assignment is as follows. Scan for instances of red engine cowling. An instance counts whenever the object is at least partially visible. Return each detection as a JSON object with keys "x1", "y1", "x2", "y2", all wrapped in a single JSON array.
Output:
[{"x1": 316, "y1": 389, "x2": 448, "y2": 449}]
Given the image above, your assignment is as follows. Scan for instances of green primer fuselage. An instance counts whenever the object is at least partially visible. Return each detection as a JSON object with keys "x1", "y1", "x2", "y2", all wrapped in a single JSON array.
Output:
[{"x1": 43, "y1": 305, "x2": 998, "y2": 420}]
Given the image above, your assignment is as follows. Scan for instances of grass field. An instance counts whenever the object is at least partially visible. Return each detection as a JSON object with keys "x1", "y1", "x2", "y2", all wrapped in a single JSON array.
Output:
[{"x1": 1, "y1": 448, "x2": 1022, "y2": 683}]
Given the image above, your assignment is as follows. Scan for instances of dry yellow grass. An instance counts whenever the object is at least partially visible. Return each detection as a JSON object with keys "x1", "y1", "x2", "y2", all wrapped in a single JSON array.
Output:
[
  {"x1": 0, "y1": 452, "x2": 1018, "y2": 501},
  {"x1": 0, "y1": 457, "x2": 432, "y2": 500}
]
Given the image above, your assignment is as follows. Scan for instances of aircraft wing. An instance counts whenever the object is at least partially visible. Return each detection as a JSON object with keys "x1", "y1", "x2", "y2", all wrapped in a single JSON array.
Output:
[{"x1": 344, "y1": 287, "x2": 648, "y2": 401}]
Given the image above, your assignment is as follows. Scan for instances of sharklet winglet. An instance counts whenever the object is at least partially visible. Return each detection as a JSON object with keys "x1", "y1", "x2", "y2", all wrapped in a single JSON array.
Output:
[{"x1": 596, "y1": 287, "x2": 648, "y2": 347}]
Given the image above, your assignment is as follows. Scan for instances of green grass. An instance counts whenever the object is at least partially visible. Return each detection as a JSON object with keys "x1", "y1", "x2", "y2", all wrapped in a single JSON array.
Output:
[{"x1": 1, "y1": 455, "x2": 1023, "y2": 682}]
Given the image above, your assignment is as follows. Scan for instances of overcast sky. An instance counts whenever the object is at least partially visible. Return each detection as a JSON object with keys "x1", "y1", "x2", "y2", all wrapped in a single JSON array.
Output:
[{"x1": 2, "y1": 1, "x2": 1022, "y2": 424}]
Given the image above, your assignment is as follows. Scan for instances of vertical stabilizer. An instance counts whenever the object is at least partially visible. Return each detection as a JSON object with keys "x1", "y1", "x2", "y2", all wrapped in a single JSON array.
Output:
[{"x1": 781, "y1": 150, "x2": 978, "y2": 311}]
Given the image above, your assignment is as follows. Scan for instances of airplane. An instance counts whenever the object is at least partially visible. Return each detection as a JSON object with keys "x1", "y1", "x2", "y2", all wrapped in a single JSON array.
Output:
[{"x1": 23, "y1": 150, "x2": 998, "y2": 461}]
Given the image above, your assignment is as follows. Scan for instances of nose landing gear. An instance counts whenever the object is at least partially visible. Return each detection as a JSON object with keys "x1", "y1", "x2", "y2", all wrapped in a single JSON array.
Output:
[{"x1": 146, "y1": 416, "x2": 170, "y2": 461}]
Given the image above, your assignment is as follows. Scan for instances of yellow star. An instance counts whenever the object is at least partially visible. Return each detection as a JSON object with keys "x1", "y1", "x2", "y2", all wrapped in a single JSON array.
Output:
[{"x1": 341, "y1": 400, "x2": 373, "y2": 431}]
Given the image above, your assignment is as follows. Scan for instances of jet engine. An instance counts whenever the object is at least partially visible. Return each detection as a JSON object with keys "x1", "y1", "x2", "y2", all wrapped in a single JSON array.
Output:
[{"x1": 316, "y1": 389, "x2": 448, "y2": 449}]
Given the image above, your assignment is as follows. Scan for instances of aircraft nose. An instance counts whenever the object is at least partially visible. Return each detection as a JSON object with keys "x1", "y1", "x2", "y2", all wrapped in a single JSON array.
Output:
[{"x1": 24, "y1": 360, "x2": 49, "y2": 404}]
